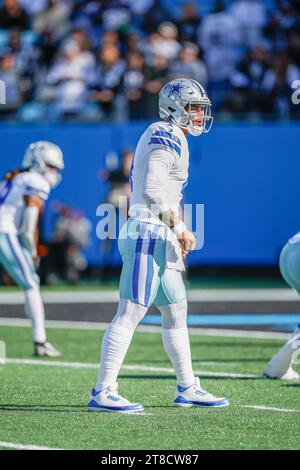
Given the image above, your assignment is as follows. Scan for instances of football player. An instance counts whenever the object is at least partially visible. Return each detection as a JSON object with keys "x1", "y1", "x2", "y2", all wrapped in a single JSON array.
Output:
[
  {"x1": 88, "y1": 79, "x2": 230, "y2": 413},
  {"x1": 0, "y1": 141, "x2": 64, "y2": 357},
  {"x1": 264, "y1": 232, "x2": 300, "y2": 380}
]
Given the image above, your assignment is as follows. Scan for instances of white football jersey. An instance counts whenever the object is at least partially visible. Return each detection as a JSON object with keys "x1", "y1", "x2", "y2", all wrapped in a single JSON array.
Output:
[
  {"x1": 129, "y1": 120, "x2": 189, "y2": 225},
  {"x1": 0, "y1": 171, "x2": 50, "y2": 235}
]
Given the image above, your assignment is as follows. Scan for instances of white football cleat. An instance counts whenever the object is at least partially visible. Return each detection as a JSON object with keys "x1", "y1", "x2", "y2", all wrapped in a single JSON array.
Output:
[
  {"x1": 280, "y1": 367, "x2": 299, "y2": 380},
  {"x1": 88, "y1": 383, "x2": 144, "y2": 413},
  {"x1": 264, "y1": 324, "x2": 300, "y2": 380},
  {"x1": 173, "y1": 377, "x2": 230, "y2": 408},
  {"x1": 34, "y1": 341, "x2": 61, "y2": 357},
  {"x1": 264, "y1": 366, "x2": 300, "y2": 380}
]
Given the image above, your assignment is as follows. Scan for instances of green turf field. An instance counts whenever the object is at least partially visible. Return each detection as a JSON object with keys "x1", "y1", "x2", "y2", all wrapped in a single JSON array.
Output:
[{"x1": 0, "y1": 325, "x2": 299, "y2": 450}]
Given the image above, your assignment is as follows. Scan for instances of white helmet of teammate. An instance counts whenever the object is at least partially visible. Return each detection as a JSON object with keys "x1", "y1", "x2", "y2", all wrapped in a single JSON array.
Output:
[
  {"x1": 159, "y1": 78, "x2": 213, "y2": 136},
  {"x1": 22, "y1": 141, "x2": 64, "y2": 188}
]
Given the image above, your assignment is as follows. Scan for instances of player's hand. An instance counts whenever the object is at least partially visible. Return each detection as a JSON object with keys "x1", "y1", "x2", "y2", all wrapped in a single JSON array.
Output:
[{"x1": 178, "y1": 229, "x2": 196, "y2": 257}]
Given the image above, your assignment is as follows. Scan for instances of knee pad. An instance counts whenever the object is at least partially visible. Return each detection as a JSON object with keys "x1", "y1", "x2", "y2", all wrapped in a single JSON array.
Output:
[
  {"x1": 158, "y1": 299, "x2": 188, "y2": 330},
  {"x1": 112, "y1": 299, "x2": 148, "y2": 330}
]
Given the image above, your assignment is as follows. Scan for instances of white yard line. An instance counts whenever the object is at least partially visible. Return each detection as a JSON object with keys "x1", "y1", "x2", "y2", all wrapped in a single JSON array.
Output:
[
  {"x1": 4, "y1": 358, "x2": 260, "y2": 379},
  {"x1": 6, "y1": 358, "x2": 98, "y2": 368},
  {"x1": 241, "y1": 405, "x2": 300, "y2": 413},
  {"x1": 121, "y1": 364, "x2": 259, "y2": 378},
  {"x1": 0, "y1": 288, "x2": 298, "y2": 304},
  {"x1": 0, "y1": 317, "x2": 291, "y2": 340},
  {"x1": 0, "y1": 441, "x2": 64, "y2": 450},
  {"x1": 0, "y1": 291, "x2": 120, "y2": 304}
]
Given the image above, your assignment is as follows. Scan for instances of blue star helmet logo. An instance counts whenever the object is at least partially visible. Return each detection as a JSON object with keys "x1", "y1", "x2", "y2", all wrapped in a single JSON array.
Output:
[{"x1": 167, "y1": 82, "x2": 185, "y2": 99}]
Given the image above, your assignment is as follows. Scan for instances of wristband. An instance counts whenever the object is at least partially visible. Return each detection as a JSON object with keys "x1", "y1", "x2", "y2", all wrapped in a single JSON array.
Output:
[{"x1": 172, "y1": 221, "x2": 187, "y2": 237}]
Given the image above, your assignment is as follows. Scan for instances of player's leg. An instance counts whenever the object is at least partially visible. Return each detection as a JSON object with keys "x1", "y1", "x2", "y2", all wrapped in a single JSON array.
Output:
[
  {"x1": 264, "y1": 239, "x2": 300, "y2": 379},
  {"x1": 89, "y1": 222, "x2": 161, "y2": 412},
  {"x1": 155, "y1": 269, "x2": 230, "y2": 407},
  {"x1": 0, "y1": 233, "x2": 60, "y2": 357}
]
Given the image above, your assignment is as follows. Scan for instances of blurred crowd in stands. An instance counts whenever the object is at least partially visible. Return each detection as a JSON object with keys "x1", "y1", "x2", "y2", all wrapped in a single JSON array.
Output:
[
  {"x1": 39, "y1": 202, "x2": 92, "y2": 284},
  {"x1": 0, "y1": 0, "x2": 300, "y2": 122}
]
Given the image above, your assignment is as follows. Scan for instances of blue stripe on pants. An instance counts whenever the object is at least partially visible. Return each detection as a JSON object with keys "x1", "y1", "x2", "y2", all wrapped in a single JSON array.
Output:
[
  {"x1": 132, "y1": 223, "x2": 147, "y2": 303},
  {"x1": 144, "y1": 226, "x2": 159, "y2": 306}
]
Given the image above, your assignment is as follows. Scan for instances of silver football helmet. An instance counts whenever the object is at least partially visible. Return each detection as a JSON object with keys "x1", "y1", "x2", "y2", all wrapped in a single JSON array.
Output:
[
  {"x1": 22, "y1": 141, "x2": 64, "y2": 188},
  {"x1": 159, "y1": 78, "x2": 213, "y2": 136}
]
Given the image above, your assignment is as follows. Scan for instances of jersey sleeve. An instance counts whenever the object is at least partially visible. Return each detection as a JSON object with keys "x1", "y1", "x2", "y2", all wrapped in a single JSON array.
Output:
[
  {"x1": 143, "y1": 147, "x2": 175, "y2": 213},
  {"x1": 23, "y1": 173, "x2": 51, "y2": 201},
  {"x1": 148, "y1": 124, "x2": 182, "y2": 159},
  {"x1": 142, "y1": 123, "x2": 183, "y2": 213}
]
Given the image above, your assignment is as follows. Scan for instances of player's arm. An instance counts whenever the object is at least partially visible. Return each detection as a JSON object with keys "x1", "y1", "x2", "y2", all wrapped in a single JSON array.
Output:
[
  {"x1": 142, "y1": 149, "x2": 196, "y2": 256},
  {"x1": 20, "y1": 195, "x2": 44, "y2": 258}
]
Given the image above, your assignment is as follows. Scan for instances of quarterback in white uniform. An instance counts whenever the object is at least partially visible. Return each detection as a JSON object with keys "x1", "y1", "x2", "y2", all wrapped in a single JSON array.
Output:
[
  {"x1": 88, "y1": 78, "x2": 230, "y2": 413},
  {"x1": 0, "y1": 141, "x2": 64, "y2": 356}
]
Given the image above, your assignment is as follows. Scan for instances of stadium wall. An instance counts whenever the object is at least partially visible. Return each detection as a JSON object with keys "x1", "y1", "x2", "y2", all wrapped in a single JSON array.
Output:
[{"x1": 0, "y1": 122, "x2": 299, "y2": 267}]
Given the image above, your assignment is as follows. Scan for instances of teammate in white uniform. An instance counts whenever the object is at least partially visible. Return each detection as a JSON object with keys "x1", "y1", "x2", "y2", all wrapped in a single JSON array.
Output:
[
  {"x1": 0, "y1": 141, "x2": 64, "y2": 356},
  {"x1": 264, "y1": 232, "x2": 300, "y2": 380},
  {"x1": 88, "y1": 79, "x2": 230, "y2": 413}
]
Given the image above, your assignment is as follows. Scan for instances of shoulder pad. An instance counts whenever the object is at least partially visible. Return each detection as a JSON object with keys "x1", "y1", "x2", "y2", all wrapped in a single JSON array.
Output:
[
  {"x1": 148, "y1": 121, "x2": 182, "y2": 157},
  {"x1": 23, "y1": 172, "x2": 51, "y2": 200}
]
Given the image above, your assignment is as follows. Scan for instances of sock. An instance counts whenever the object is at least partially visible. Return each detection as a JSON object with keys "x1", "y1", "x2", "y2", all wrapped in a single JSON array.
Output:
[
  {"x1": 95, "y1": 323, "x2": 135, "y2": 391},
  {"x1": 95, "y1": 300, "x2": 148, "y2": 391},
  {"x1": 24, "y1": 286, "x2": 46, "y2": 343},
  {"x1": 162, "y1": 326, "x2": 195, "y2": 388}
]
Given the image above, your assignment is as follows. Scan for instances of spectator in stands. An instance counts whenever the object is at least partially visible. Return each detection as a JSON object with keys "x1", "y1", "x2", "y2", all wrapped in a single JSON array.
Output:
[
  {"x1": 123, "y1": 0, "x2": 155, "y2": 21},
  {"x1": 261, "y1": 51, "x2": 300, "y2": 119},
  {"x1": 156, "y1": 22, "x2": 182, "y2": 62},
  {"x1": 99, "y1": 147, "x2": 133, "y2": 280},
  {"x1": 198, "y1": 0, "x2": 242, "y2": 111},
  {"x1": 229, "y1": 0, "x2": 267, "y2": 48},
  {"x1": 7, "y1": 29, "x2": 40, "y2": 101},
  {"x1": 100, "y1": 30, "x2": 120, "y2": 49},
  {"x1": 122, "y1": 50, "x2": 145, "y2": 119},
  {"x1": 0, "y1": 48, "x2": 22, "y2": 118},
  {"x1": 0, "y1": 0, "x2": 299, "y2": 123},
  {"x1": 176, "y1": 1, "x2": 202, "y2": 44},
  {"x1": 169, "y1": 42, "x2": 208, "y2": 89},
  {"x1": 19, "y1": 0, "x2": 48, "y2": 17},
  {"x1": 89, "y1": 43, "x2": 126, "y2": 119},
  {"x1": 34, "y1": 29, "x2": 56, "y2": 69},
  {"x1": 33, "y1": 0, "x2": 71, "y2": 43},
  {"x1": 0, "y1": 0, "x2": 30, "y2": 30},
  {"x1": 46, "y1": 39, "x2": 94, "y2": 119},
  {"x1": 100, "y1": 0, "x2": 132, "y2": 32},
  {"x1": 125, "y1": 29, "x2": 143, "y2": 54},
  {"x1": 70, "y1": 27, "x2": 95, "y2": 65},
  {"x1": 140, "y1": 0, "x2": 170, "y2": 34},
  {"x1": 138, "y1": 31, "x2": 161, "y2": 65},
  {"x1": 288, "y1": 17, "x2": 300, "y2": 67},
  {"x1": 43, "y1": 203, "x2": 92, "y2": 285},
  {"x1": 104, "y1": 147, "x2": 132, "y2": 210},
  {"x1": 242, "y1": 45, "x2": 270, "y2": 92},
  {"x1": 228, "y1": 45, "x2": 270, "y2": 117},
  {"x1": 99, "y1": 30, "x2": 127, "y2": 56},
  {"x1": 139, "y1": 22, "x2": 181, "y2": 64},
  {"x1": 143, "y1": 53, "x2": 169, "y2": 118},
  {"x1": 264, "y1": 0, "x2": 297, "y2": 51}
]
